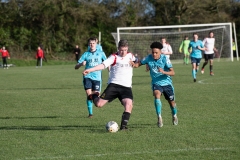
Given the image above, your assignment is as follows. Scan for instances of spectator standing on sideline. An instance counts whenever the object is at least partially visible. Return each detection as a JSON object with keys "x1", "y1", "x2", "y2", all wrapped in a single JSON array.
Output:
[
  {"x1": 74, "y1": 45, "x2": 81, "y2": 63},
  {"x1": 36, "y1": 46, "x2": 44, "y2": 68},
  {"x1": 82, "y1": 40, "x2": 136, "y2": 130},
  {"x1": 75, "y1": 37, "x2": 107, "y2": 118},
  {"x1": 201, "y1": 31, "x2": 217, "y2": 76},
  {"x1": 188, "y1": 33, "x2": 205, "y2": 82},
  {"x1": 39, "y1": 44, "x2": 47, "y2": 62},
  {"x1": 179, "y1": 35, "x2": 191, "y2": 65},
  {"x1": 132, "y1": 41, "x2": 178, "y2": 128},
  {"x1": 0, "y1": 46, "x2": 10, "y2": 69},
  {"x1": 233, "y1": 38, "x2": 237, "y2": 58}
]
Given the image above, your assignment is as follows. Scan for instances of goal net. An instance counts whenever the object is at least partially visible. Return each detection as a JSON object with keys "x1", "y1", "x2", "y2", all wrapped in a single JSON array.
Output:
[{"x1": 111, "y1": 23, "x2": 233, "y2": 62}]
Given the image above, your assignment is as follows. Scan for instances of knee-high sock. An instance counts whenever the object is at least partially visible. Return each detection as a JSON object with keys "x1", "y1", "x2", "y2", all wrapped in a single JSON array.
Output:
[
  {"x1": 87, "y1": 100, "x2": 93, "y2": 115},
  {"x1": 120, "y1": 112, "x2": 131, "y2": 129},
  {"x1": 192, "y1": 69, "x2": 196, "y2": 79},
  {"x1": 155, "y1": 99, "x2": 162, "y2": 117},
  {"x1": 170, "y1": 104, "x2": 177, "y2": 116},
  {"x1": 210, "y1": 65, "x2": 213, "y2": 72}
]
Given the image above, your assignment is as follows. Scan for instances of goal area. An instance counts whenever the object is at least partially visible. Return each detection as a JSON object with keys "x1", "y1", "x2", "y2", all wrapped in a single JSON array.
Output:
[{"x1": 111, "y1": 23, "x2": 235, "y2": 62}]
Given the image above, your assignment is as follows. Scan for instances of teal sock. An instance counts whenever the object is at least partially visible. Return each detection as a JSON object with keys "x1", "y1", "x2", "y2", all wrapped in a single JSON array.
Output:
[
  {"x1": 170, "y1": 104, "x2": 177, "y2": 116},
  {"x1": 154, "y1": 99, "x2": 162, "y2": 117},
  {"x1": 192, "y1": 69, "x2": 196, "y2": 79},
  {"x1": 87, "y1": 100, "x2": 93, "y2": 115}
]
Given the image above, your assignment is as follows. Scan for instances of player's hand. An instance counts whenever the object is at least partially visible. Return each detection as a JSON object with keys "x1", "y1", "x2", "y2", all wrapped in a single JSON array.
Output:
[
  {"x1": 179, "y1": 49, "x2": 182, "y2": 53},
  {"x1": 82, "y1": 70, "x2": 90, "y2": 76},
  {"x1": 129, "y1": 61, "x2": 135, "y2": 67},
  {"x1": 146, "y1": 64, "x2": 150, "y2": 72},
  {"x1": 158, "y1": 68, "x2": 164, "y2": 74},
  {"x1": 75, "y1": 63, "x2": 81, "y2": 69}
]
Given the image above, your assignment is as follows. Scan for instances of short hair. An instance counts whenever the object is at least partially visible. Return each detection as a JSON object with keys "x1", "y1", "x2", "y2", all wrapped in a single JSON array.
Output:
[
  {"x1": 193, "y1": 32, "x2": 198, "y2": 36},
  {"x1": 88, "y1": 37, "x2": 97, "y2": 43},
  {"x1": 118, "y1": 39, "x2": 128, "y2": 48},
  {"x1": 150, "y1": 42, "x2": 163, "y2": 50}
]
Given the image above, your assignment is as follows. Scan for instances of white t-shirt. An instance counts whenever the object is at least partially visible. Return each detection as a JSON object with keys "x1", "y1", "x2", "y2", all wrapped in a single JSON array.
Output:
[
  {"x1": 161, "y1": 43, "x2": 173, "y2": 59},
  {"x1": 103, "y1": 52, "x2": 135, "y2": 87},
  {"x1": 203, "y1": 37, "x2": 215, "y2": 54}
]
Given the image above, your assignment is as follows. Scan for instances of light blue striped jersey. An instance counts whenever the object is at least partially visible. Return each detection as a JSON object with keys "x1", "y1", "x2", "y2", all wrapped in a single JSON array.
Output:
[
  {"x1": 141, "y1": 54, "x2": 173, "y2": 86},
  {"x1": 189, "y1": 40, "x2": 204, "y2": 58},
  {"x1": 78, "y1": 50, "x2": 107, "y2": 81}
]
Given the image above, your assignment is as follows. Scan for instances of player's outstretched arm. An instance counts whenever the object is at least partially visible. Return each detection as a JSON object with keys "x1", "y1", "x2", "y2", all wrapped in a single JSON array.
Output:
[
  {"x1": 82, "y1": 64, "x2": 105, "y2": 75},
  {"x1": 158, "y1": 68, "x2": 175, "y2": 76}
]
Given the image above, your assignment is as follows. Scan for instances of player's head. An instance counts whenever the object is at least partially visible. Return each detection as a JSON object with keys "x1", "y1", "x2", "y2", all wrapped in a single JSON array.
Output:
[
  {"x1": 88, "y1": 37, "x2": 97, "y2": 52},
  {"x1": 118, "y1": 39, "x2": 129, "y2": 57},
  {"x1": 150, "y1": 42, "x2": 163, "y2": 60},
  {"x1": 2, "y1": 46, "x2": 5, "y2": 50},
  {"x1": 184, "y1": 35, "x2": 188, "y2": 39},
  {"x1": 209, "y1": 31, "x2": 214, "y2": 38},
  {"x1": 193, "y1": 33, "x2": 199, "y2": 41},
  {"x1": 160, "y1": 37, "x2": 167, "y2": 44}
]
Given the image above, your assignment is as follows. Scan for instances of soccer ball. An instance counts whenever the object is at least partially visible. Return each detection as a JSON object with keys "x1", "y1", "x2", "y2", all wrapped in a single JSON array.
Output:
[{"x1": 106, "y1": 121, "x2": 119, "y2": 133}]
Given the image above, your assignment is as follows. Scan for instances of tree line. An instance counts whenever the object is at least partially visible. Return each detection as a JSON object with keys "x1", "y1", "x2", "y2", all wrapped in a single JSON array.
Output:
[{"x1": 0, "y1": 0, "x2": 239, "y2": 60}]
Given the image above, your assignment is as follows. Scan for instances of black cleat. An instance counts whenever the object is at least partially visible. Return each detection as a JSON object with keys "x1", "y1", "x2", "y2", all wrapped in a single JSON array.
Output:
[
  {"x1": 194, "y1": 79, "x2": 196, "y2": 82},
  {"x1": 120, "y1": 126, "x2": 128, "y2": 131}
]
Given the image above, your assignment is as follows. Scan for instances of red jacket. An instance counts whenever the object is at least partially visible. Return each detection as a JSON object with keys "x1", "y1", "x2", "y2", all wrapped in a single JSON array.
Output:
[
  {"x1": 0, "y1": 49, "x2": 10, "y2": 58},
  {"x1": 36, "y1": 49, "x2": 43, "y2": 58}
]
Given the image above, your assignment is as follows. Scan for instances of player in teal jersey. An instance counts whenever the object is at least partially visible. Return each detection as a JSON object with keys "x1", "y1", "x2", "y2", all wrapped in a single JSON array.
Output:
[
  {"x1": 132, "y1": 42, "x2": 178, "y2": 128},
  {"x1": 179, "y1": 35, "x2": 191, "y2": 64},
  {"x1": 75, "y1": 37, "x2": 107, "y2": 118},
  {"x1": 188, "y1": 33, "x2": 205, "y2": 82}
]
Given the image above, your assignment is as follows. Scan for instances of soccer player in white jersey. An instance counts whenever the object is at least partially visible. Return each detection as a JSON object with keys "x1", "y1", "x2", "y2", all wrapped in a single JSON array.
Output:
[
  {"x1": 132, "y1": 41, "x2": 178, "y2": 128},
  {"x1": 201, "y1": 31, "x2": 217, "y2": 76},
  {"x1": 82, "y1": 40, "x2": 136, "y2": 130},
  {"x1": 75, "y1": 37, "x2": 107, "y2": 118}
]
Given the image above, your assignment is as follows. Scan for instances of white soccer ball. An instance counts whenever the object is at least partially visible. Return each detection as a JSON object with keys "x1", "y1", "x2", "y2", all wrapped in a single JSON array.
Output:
[{"x1": 106, "y1": 121, "x2": 119, "y2": 133}]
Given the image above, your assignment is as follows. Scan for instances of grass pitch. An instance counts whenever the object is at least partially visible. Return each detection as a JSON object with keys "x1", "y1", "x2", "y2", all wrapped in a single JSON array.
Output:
[{"x1": 0, "y1": 60, "x2": 240, "y2": 160}]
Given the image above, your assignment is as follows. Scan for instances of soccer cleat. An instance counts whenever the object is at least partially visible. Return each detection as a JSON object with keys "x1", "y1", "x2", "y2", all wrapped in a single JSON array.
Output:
[
  {"x1": 194, "y1": 79, "x2": 196, "y2": 82},
  {"x1": 210, "y1": 72, "x2": 214, "y2": 76},
  {"x1": 157, "y1": 116, "x2": 163, "y2": 128},
  {"x1": 201, "y1": 69, "x2": 204, "y2": 74},
  {"x1": 88, "y1": 114, "x2": 93, "y2": 118},
  {"x1": 172, "y1": 115, "x2": 178, "y2": 125},
  {"x1": 120, "y1": 126, "x2": 128, "y2": 131}
]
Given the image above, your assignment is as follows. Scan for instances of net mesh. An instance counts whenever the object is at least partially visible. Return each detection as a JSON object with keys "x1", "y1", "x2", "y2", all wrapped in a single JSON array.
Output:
[{"x1": 112, "y1": 24, "x2": 231, "y2": 61}]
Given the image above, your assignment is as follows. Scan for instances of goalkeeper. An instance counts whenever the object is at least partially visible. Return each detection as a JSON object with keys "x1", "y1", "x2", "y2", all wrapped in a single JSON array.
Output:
[{"x1": 179, "y1": 35, "x2": 191, "y2": 65}]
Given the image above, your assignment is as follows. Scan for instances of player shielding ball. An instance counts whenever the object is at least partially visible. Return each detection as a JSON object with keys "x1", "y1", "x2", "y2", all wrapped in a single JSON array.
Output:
[
  {"x1": 132, "y1": 41, "x2": 178, "y2": 127},
  {"x1": 82, "y1": 40, "x2": 136, "y2": 130}
]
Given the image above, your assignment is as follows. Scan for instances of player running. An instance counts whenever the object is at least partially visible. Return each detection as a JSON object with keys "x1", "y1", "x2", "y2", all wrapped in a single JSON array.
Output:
[
  {"x1": 82, "y1": 40, "x2": 136, "y2": 130},
  {"x1": 132, "y1": 41, "x2": 178, "y2": 128},
  {"x1": 188, "y1": 33, "x2": 205, "y2": 82},
  {"x1": 201, "y1": 31, "x2": 217, "y2": 76},
  {"x1": 179, "y1": 35, "x2": 191, "y2": 65},
  {"x1": 75, "y1": 37, "x2": 107, "y2": 118}
]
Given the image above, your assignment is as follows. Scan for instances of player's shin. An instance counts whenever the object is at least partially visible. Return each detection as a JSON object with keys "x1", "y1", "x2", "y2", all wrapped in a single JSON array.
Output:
[
  {"x1": 170, "y1": 104, "x2": 177, "y2": 116},
  {"x1": 120, "y1": 112, "x2": 131, "y2": 130},
  {"x1": 86, "y1": 99, "x2": 93, "y2": 116},
  {"x1": 154, "y1": 99, "x2": 162, "y2": 117}
]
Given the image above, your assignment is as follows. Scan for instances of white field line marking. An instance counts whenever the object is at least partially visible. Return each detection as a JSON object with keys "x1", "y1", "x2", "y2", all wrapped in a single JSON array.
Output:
[
  {"x1": 17, "y1": 147, "x2": 233, "y2": 160},
  {"x1": 198, "y1": 76, "x2": 235, "y2": 84}
]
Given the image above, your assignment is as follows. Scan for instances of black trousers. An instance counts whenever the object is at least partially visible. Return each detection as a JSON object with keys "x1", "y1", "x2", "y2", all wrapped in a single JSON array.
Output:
[{"x1": 2, "y1": 57, "x2": 7, "y2": 68}]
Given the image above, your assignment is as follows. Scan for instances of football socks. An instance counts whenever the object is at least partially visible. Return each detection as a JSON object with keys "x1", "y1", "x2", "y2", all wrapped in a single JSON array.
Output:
[
  {"x1": 154, "y1": 99, "x2": 162, "y2": 117},
  {"x1": 86, "y1": 100, "x2": 93, "y2": 115},
  {"x1": 120, "y1": 112, "x2": 130, "y2": 129},
  {"x1": 192, "y1": 69, "x2": 196, "y2": 79},
  {"x1": 170, "y1": 104, "x2": 177, "y2": 116}
]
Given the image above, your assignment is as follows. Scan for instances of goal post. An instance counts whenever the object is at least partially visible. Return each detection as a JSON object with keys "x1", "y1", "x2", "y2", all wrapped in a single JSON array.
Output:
[{"x1": 112, "y1": 23, "x2": 234, "y2": 62}]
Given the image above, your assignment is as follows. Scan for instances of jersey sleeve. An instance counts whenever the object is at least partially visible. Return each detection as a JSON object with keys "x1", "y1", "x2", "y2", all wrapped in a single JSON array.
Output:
[
  {"x1": 102, "y1": 54, "x2": 115, "y2": 68},
  {"x1": 78, "y1": 52, "x2": 87, "y2": 63},
  {"x1": 140, "y1": 55, "x2": 149, "y2": 65}
]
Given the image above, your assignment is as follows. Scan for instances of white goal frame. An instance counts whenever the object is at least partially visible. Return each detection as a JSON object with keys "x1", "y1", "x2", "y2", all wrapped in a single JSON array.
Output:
[{"x1": 114, "y1": 23, "x2": 237, "y2": 61}]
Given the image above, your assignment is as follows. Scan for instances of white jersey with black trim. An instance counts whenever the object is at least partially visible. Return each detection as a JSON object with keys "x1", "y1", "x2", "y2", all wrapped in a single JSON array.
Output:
[
  {"x1": 203, "y1": 37, "x2": 215, "y2": 54},
  {"x1": 103, "y1": 52, "x2": 136, "y2": 87}
]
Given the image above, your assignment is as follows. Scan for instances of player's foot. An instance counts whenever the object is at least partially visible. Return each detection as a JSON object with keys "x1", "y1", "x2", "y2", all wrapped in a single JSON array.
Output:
[
  {"x1": 210, "y1": 72, "x2": 214, "y2": 76},
  {"x1": 194, "y1": 78, "x2": 196, "y2": 82},
  {"x1": 88, "y1": 114, "x2": 93, "y2": 118},
  {"x1": 172, "y1": 115, "x2": 178, "y2": 125},
  {"x1": 120, "y1": 126, "x2": 128, "y2": 131},
  {"x1": 201, "y1": 69, "x2": 204, "y2": 74},
  {"x1": 157, "y1": 116, "x2": 163, "y2": 128}
]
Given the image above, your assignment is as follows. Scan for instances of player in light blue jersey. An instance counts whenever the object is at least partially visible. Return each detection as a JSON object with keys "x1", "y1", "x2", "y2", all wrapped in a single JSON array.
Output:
[
  {"x1": 87, "y1": 38, "x2": 103, "y2": 51},
  {"x1": 188, "y1": 33, "x2": 205, "y2": 82},
  {"x1": 133, "y1": 42, "x2": 178, "y2": 127},
  {"x1": 75, "y1": 37, "x2": 107, "y2": 118}
]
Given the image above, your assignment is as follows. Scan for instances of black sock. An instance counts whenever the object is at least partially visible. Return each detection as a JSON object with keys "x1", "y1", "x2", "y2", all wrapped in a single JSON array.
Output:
[
  {"x1": 120, "y1": 112, "x2": 131, "y2": 129},
  {"x1": 202, "y1": 62, "x2": 208, "y2": 69},
  {"x1": 210, "y1": 65, "x2": 213, "y2": 72}
]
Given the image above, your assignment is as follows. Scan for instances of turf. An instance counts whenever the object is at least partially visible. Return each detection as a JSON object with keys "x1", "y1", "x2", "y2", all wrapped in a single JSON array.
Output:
[{"x1": 0, "y1": 60, "x2": 240, "y2": 160}]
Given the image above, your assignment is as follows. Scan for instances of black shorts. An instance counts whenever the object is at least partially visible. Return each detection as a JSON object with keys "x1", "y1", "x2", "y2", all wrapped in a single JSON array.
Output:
[
  {"x1": 204, "y1": 53, "x2": 214, "y2": 61},
  {"x1": 100, "y1": 83, "x2": 133, "y2": 102}
]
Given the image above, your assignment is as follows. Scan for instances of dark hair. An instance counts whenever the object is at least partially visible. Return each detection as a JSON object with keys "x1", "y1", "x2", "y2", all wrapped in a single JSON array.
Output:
[
  {"x1": 193, "y1": 32, "x2": 198, "y2": 36},
  {"x1": 150, "y1": 42, "x2": 163, "y2": 50},
  {"x1": 118, "y1": 39, "x2": 128, "y2": 48},
  {"x1": 88, "y1": 37, "x2": 97, "y2": 43}
]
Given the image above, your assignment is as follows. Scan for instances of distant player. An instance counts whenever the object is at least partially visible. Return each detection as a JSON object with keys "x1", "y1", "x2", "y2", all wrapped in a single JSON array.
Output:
[
  {"x1": 179, "y1": 35, "x2": 191, "y2": 64},
  {"x1": 82, "y1": 40, "x2": 136, "y2": 130},
  {"x1": 75, "y1": 37, "x2": 107, "y2": 118},
  {"x1": 0, "y1": 46, "x2": 10, "y2": 69},
  {"x1": 133, "y1": 41, "x2": 178, "y2": 128},
  {"x1": 161, "y1": 37, "x2": 173, "y2": 59},
  {"x1": 188, "y1": 33, "x2": 205, "y2": 82},
  {"x1": 201, "y1": 31, "x2": 217, "y2": 76}
]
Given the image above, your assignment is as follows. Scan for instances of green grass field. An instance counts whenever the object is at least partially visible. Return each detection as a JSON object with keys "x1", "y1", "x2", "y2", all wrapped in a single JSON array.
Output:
[{"x1": 0, "y1": 60, "x2": 240, "y2": 160}]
